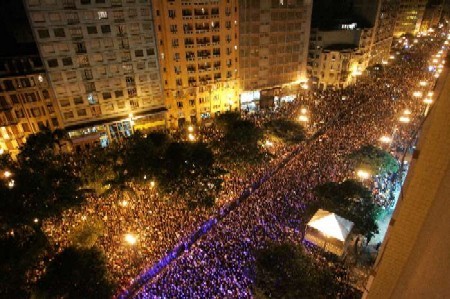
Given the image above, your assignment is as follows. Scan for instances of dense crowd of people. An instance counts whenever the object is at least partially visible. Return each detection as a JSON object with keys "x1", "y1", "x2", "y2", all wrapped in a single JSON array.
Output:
[
  {"x1": 26, "y1": 32, "x2": 447, "y2": 298},
  {"x1": 132, "y1": 35, "x2": 447, "y2": 298}
]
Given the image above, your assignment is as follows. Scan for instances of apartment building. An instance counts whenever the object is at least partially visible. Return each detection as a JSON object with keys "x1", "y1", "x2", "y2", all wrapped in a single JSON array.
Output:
[
  {"x1": 0, "y1": 53, "x2": 62, "y2": 155},
  {"x1": 239, "y1": 0, "x2": 312, "y2": 110},
  {"x1": 152, "y1": 0, "x2": 240, "y2": 128},
  {"x1": 24, "y1": 0, "x2": 166, "y2": 145},
  {"x1": 308, "y1": 26, "x2": 373, "y2": 89},
  {"x1": 394, "y1": 0, "x2": 429, "y2": 37},
  {"x1": 420, "y1": 0, "x2": 444, "y2": 32}
]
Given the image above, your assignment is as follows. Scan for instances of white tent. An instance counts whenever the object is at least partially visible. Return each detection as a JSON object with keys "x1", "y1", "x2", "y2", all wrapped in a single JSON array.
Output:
[{"x1": 305, "y1": 209, "x2": 354, "y2": 256}]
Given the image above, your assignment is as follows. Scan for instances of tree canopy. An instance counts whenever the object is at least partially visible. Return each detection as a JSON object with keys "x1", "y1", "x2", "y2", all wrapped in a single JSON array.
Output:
[
  {"x1": 214, "y1": 112, "x2": 264, "y2": 163},
  {"x1": 36, "y1": 246, "x2": 116, "y2": 299},
  {"x1": 254, "y1": 242, "x2": 340, "y2": 299},
  {"x1": 311, "y1": 180, "x2": 380, "y2": 240},
  {"x1": 264, "y1": 119, "x2": 306, "y2": 144},
  {"x1": 349, "y1": 144, "x2": 399, "y2": 174}
]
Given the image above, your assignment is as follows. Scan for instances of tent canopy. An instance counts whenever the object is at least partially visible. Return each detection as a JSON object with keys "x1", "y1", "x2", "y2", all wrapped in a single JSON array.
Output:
[{"x1": 307, "y1": 209, "x2": 354, "y2": 242}]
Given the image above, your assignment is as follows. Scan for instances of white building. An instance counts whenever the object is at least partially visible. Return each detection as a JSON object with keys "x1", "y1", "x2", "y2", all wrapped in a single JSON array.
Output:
[{"x1": 24, "y1": 0, "x2": 166, "y2": 146}]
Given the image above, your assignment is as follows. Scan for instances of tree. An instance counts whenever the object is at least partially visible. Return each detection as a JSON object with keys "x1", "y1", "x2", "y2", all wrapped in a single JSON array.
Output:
[
  {"x1": 36, "y1": 247, "x2": 116, "y2": 299},
  {"x1": 214, "y1": 113, "x2": 264, "y2": 163},
  {"x1": 69, "y1": 218, "x2": 105, "y2": 248},
  {"x1": 311, "y1": 180, "x2": 381, "y2": 240},
  {"x1": 349, "y1": 144, "x2": 399, "y2": 174},
  {"x1": 0, "y1": 225, "x2": 49, "y2": 298},
  {"x1": 254, "y1": 242, "x2": 339, "y2": 299},
  {"x1": 264, "y1": 119, "x2": 306, "y2": 144},
  {"x1": 0, "y1": 130, "x2": 82, "y2": 226}
]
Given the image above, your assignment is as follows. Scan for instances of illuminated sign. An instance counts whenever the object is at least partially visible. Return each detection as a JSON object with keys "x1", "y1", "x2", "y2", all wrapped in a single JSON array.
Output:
[{"x1": 341, "y1": 23, "x2": 357, "y2": 30}]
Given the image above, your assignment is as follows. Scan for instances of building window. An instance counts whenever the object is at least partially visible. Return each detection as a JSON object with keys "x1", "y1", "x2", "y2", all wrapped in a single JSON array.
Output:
[
  {"x1": 81, "y1": 0, "x2": 91, "y2": 4},
  {"x1": 54, "y1": 28, "x2": 65, "y2": 37},
  {"x1": 62, "y1": 57, "x2": 73, "y2": 66},
  {"x1": 102, "y1": 92, "x2": 112, "y2": 100},
  {"x1": 98, "y1": 11, "x2": 108, "y2": 19},
  {"x1": 168, "y1": 10, "x2": 176, "y2": 18},
  {"x1": 77, "y1": 109, "x2": 87, "y2": 116},
  {"x1": 87, "y1": 26, "x2": 98, "y2": 34},
  {"x1": 115, "y1": 90, "x2": 124, "y2": 97},
  {"x1": 128, "y1": 88, "x2": 137, "y2": 98},
  {"x1": 48, "y1": 59, "x2": 58, "y2": 68},
  {"x1": 170, "y1": 25, "x2": 177, "y2": 33},
  {"x1": 135, "y1": 50, "x2": 144, "y2": 57},
  {"x1": 38, "y1": 29, "x2": 50, "y2": 39},
  {"x1": 73, "y1": 97, "x2": 84, "y2": 105},
  {"x1": 100, "y1": 25, "x2": 111, "y2": 34},
  {"x1": 87, "y1": 93, "x2": 97, "y2": 104},
  {"x1": 63, "y1": 111, "x2": 74, "y2": 119}
]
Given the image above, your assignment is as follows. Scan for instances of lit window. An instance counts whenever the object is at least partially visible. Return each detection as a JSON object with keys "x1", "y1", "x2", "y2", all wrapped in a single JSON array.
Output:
[{"x1": 98, "y1": 11, "x2": 108, "y2": 19}]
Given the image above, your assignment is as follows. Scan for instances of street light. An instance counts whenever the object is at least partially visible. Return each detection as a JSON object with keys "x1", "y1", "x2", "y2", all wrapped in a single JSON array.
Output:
[
  {"x1": 419, "y1": 81, "x2": 428, "y2": 87},
  {"x1": 356, "y1": 170, "x2": 370, "y2": 180},
  {"x1": 124, "y1": 233, "x2": 137, "y2": 245},
  {"x1": 187, "y1": 125, "x2": 194, "y2": 133},
  {"x1": 413, "y1": 91, "x2": 423, "y2": 98},
  {"x1": 298, "y1": 115, "x2": 309, "y2": 122},
  {"x1": 423, "y1": 98, "x2": 433, "y2": 104},
  {"x1": 188, "y1": 133, "x2": 195, "y2": 141},
  {"x1": 265, "y1": 140, "x2": 274, "y2": 147},
  {"x1": 8, "y1": 179, "x2": 15, "y2": 188},
  {"x1": 4, "y1": 171, "x2": 12, "y2": 178},
  {"x1": 399, "y1": 116, "x2": 411, "y2": 123},
  {"x1": 150, "y1": 181, "x2": 156, "y2": 188},
  {"x1": 0, "y1": 149, "x2": 4, "y2": 155},
  {"x1": 403, "y1": 109, "x2": 412, "y2": 115},
  {"x1": 379, "y1": 136, "x2": 392, "y2": 144}
]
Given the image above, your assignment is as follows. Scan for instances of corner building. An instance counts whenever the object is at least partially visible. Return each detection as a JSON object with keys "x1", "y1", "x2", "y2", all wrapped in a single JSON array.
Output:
[
  {"x1": 0, "y1": 54, "x2": 62, "y2": 155},
  {"x1": 152, "y1": 0, "x2": 240, "y2": 128},
  {"x1": 24, "y1": 0, "x2": 165, "y2": 145}
]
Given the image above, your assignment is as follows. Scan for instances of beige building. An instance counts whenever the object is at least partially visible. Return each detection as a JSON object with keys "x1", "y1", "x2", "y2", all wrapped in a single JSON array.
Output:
[
  {"x1": 0, "y1": 54, "x2": 62, "y2": 155},
  {"x1": 24, "y1": 0, "x2": 166, "y2": 145},
  {"x1": 363, "y1": 54, "x2": 450, "y2": 299},
  {"x1": 308, "y1": 27, "x2": 373, "y2": 89},
  {"x1": 152, "y1": 0, "x2": 240, "y2": 127},
  {"x1": 394, "y1": 0, "x2": 429, "y2": 37},
  {"x1": 239, "y1": 0, "x2": 312, "y2": 109}
]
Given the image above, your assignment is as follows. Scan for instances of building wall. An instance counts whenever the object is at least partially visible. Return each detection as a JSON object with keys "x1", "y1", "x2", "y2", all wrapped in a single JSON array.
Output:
[
  {"x1": 24, "y1": 0, "x2": 165, "y2": 133},
  {"x1": 369, "y1": 0, "x2": 400, "y2": 65},
  {"x1": 394, "y1": 0, "x2": 428, "y2": 37},
  {"x1": 0, "y1": 55, "x2": 61, "y2": 155},
  {"x1": 152, "y1": 0, "x2": 240, "y2": 128},
  {"x1": 420, "y1": 3, "x2": 444, "y2": 32},
  {"x1": 308, "y1": 28, "x2": 372, "y2": 89},
  {"x1": 364, "y1": 58, "x2": 450, "y2": 299},
  {"x1": 239, "y1": 0, "x2": 312, "y2": 93}
]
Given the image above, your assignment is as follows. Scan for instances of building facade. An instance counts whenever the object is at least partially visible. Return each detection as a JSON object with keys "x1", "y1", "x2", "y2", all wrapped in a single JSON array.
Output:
[
  {"x1": 394, "y1": 0, "x2": 429, "y2": 37},
  {"x1": 24, "y1": 0, "x2": 166, "y2": 145},
  {"x1": 239, "y1": 0, "x2": 312, "y2": 110},
  {"x1": 0, "y1": 54, "x2": 62, "y2": 155},
  {"x1": 152, "y1": 0, "x2": 240, "y2": 128},
  {"x1": 420, "y1": 1, "x2": 444, "y2": 32},
  {"x1": 307, "y1": 27, "x2": 373, "y2": 89}
]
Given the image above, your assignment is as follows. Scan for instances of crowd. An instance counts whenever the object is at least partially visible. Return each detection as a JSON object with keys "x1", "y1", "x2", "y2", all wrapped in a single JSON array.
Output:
[
  {"x1": 26, "y1": 32, "x2": 447, "y2": 297},
  {"x1": 132, "y1": 34, "x2": 447, "y2": 298}
]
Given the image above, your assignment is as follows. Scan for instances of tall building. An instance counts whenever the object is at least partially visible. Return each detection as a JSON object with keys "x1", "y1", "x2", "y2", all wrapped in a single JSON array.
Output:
[
  {"x1": 420, "y1": 0, "x2": 445, "y2": 32},
  {"x1": 307, "y1": 25, "x2": 373, "y2": 89},
  {"x1": 353, "y1": 0, "x2": 400, "y2": 65},
  {"x1": 239, "y1": 0, "x2": 312, "y2": 110},
  {"x1": 24, "y1": 0, "x2": 166, "y2": 146},
  {"x1": 394, "y1": 0, "x2": 429, "y2": 37},
  {"x1": 0, "y1": 0, "x2": 62, "y2": 155},
  {"x1": 0, "y1": 53, "x2": 62, "y2": 155},
  {"x1": 363, "y1": 55, "x2": 450, "y2": 299},
  {"x1": 152, "y1": 0, "x2": 240, "y2": 128}
]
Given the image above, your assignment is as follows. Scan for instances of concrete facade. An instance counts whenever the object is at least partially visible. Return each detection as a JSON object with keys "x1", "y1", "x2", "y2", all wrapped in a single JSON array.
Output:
[
  {"x1": 394, "y1": 0, "x2": 428, "y2": 37},
  {"x1": 152, "y1": 0, "x2": 240, "y2": 128}
]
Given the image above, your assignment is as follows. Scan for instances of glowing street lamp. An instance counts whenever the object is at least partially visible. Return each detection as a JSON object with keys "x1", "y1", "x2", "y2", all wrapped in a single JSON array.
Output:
[
  {"x1": 150, "y1": 181, "x2": 156, "y2": 188},
  {"x1": 187, "y1": 125, "x2": 194, "y2": 133},
  {"x1": 298, "y1": 115, "x2": 309, "y2": 122},
  {"x1": 399, "y1": 116, "x2": 411, "y2": 123},
  {"x1": 379, "y1": 136, "x2": 392, "y2": 144},
  {"x1": 119, "y1": 200, "x2": 129, "y2": 207},
  {"x1": 4, "y1": 171, "x2": 12, "y2": 178},
  {"x1": 33, "y1": 218, "x2": 39, "y2": 224},
  {"x1": 403, "y1": 109, "x2": 412, "y2": 115},
  {"x1": 124, "y1": 233, "x2": 137, "y2": 245},
  {"x1": 8, "y1": 179, "x2": 15, "y2": 188},
  {"x1": 188, "y1": 133, "x2": 195, "y2": 141},
  {"x1": 356, "y1": 170, "x2": 370, "y2": 180},
  {"x1": 0, "y1": 149, "x2": 4, "y2": 155},
  {"x1": 265, "y1": 140, "x2": 274, "y2": 147},
  {"x1": 413, "y1": 91, "x2": 423, "y2": 98},
  {"x1": 300, "y1": 108, "x2": 307, "y2": 114},
  {"x1": 427, "y1": 91, "x2": 434, "y2": 97},
  {"x1": 419, "y1": 81, "x2": 428, "y2": 87},
  {"x1": 423, "y1": 98, "x2": 433, "y2": 104}
]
